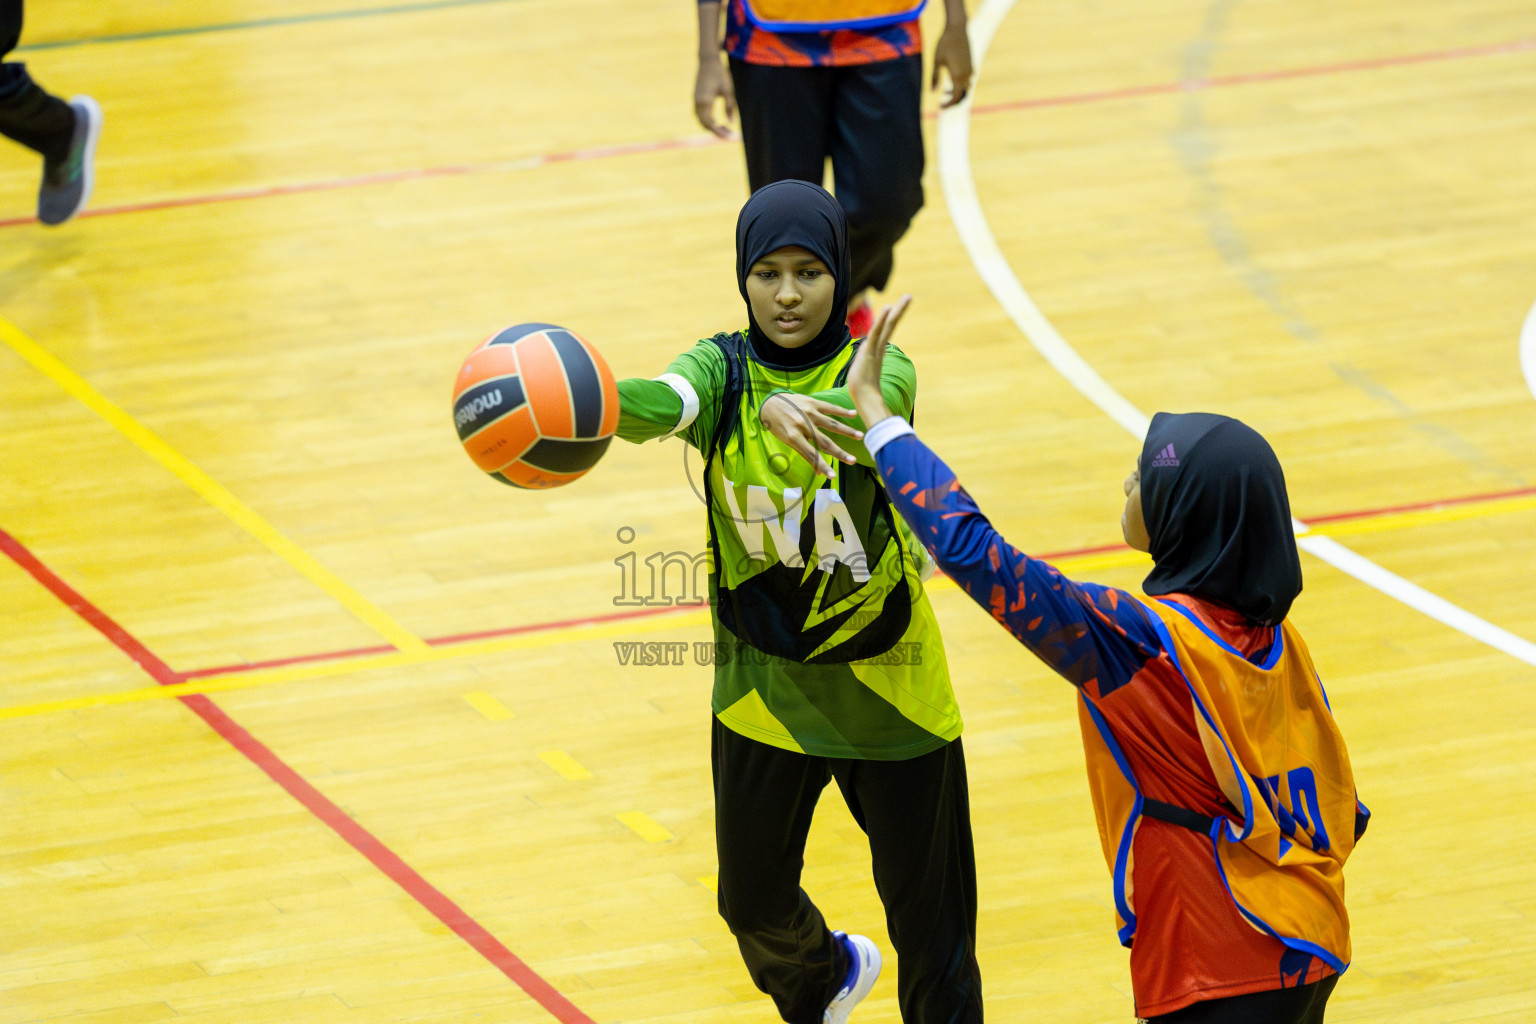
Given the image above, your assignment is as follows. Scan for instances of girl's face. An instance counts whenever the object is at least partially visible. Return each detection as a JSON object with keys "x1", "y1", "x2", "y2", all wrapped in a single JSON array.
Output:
[
  {"x1": 1122, "y1": 466, "x2": 1150, "y2": 552},
  {"x1": 745, "y1": 246, "x2": 836, "y2": 349}
]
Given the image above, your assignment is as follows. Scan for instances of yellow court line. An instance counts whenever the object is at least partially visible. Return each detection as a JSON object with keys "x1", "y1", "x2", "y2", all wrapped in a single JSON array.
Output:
[
  {"x1": 463, "y1": 691, "x2": 514, "y2": 720},
  {"x1": 1300, "y1": 495, "x2": 1536, "y2": 539},
  {"x1": 539, "y1": 750, "x2": 594, "y2": 780},
  {"x1": 0, "y1": 607, "x2": 713, "y2": 721},
  {"x1": 1, "y1": 315, "x2": 426, "y2": 654},
  {"x1": 2, "y1": 428, "x2": 1531, "y2": 721},
  {"x1": 1051, "y1": 549, "x2": 1149, "y2": 574},
  {"x1": 616, "y1": 812, "x2": 674, "y2": 844}
]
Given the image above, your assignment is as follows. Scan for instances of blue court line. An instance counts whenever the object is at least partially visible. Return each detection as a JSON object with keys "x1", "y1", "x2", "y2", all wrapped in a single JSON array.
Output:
[{"x1": 13, "y1": 0, "x2": 520, "y2": 51}]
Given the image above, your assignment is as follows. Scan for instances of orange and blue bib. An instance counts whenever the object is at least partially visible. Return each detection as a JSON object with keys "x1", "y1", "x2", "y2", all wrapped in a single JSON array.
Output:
[
  {"x1": 741, "y1": 0, "x2": 925, "y2": 31},
  {"x1": 1079, "y1": 596, "x2": 1366, "y2": 972}
]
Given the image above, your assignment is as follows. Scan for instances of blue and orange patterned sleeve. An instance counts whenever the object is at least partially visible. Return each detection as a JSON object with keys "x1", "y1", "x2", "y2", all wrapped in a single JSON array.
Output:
[{"x1": 874, "y1": 430, "x2": 1164, "y2": 696}]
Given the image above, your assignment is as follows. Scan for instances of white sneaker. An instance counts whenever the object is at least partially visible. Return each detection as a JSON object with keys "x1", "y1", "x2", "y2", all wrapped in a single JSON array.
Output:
[{"x1": 823, "y1": 931, "x2": 881, "y2": 1024}]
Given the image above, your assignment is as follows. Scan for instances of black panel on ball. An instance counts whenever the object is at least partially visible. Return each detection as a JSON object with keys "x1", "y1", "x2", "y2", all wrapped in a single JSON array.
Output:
[
  {"x1": 488, "y1": 323, "x2": 562, "y2": 346},
  {"x1": 521, "y1": 436, "x2": 614, "y2": 474},
  {"x1": 452, "y1": 375, "x2": 527, "y2": 442},
  {"x1": 546, "y1": 330, "x2": 605, "y2": 437}
]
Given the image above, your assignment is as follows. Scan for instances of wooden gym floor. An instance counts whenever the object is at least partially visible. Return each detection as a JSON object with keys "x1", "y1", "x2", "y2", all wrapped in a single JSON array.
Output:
[{"x1": 3, "y1": 1, "x2": 1535, "y2": 1021}]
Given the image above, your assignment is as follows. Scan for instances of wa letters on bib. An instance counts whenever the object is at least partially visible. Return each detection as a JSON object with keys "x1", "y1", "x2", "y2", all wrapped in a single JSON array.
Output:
[{"x1": 702, "y1": 332, "x2": 914, "y2": 664}]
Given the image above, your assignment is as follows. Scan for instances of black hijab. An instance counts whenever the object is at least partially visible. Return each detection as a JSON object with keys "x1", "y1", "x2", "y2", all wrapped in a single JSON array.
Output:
[
  {"x1": 1139, "y1": 412, "x2": 1302, "y2": 626},
  {"x1": 734, "y1": 180, "x2": 851, "y2": 369}
]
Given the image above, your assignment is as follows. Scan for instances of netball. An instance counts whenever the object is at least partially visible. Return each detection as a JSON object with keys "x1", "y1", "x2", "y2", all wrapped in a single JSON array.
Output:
[{"x1": 452, "y1": 322, "x2": 620, "y2": 489}]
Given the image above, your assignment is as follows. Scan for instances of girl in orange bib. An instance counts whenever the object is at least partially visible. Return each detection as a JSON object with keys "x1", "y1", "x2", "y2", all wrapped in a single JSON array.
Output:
[{"x1": 837, "y1": 299, "x2": 1369, "y2": 1023}]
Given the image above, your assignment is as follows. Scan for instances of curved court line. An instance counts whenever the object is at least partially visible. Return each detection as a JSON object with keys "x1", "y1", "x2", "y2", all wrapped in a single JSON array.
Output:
[
  {"x1": 1522, "y1": 299, "x2": 1536, "y2": 402},
  {"x1": 940, "y1": 0, "x2": 1536, "y2": 669},
  {"x1": 0, "y1": 315, "x2": 428, "y2": 653}
]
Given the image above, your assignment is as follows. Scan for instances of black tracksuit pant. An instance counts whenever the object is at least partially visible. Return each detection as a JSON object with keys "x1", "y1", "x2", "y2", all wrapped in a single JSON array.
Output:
[
  {"x1": 729, "y1": 54, "x2": 925, "y2": 299},
  {"x1": 1, "y1": 1, "x2": 74, "y2": 160},
  {"x1": 1146, "y1": 973, "x2": 1338, "y2": 1024},
  {"x1": 712, "y1": 719, "x2": 983, "y2": 1024}
]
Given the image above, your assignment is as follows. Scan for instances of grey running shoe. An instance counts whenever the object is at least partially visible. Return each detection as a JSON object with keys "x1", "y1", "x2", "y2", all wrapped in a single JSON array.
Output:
[{"x1": 38, "y1": 95, "x2": 102, "y2": 225}]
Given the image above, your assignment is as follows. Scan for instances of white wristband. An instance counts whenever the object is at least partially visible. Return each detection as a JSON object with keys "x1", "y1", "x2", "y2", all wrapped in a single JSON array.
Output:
[
  {"x1": 863, "y1": 416, "x2": 915, "y2": 458},
  {"x1": 654, "y1": 373, "x2": 700, "y2": 437}
]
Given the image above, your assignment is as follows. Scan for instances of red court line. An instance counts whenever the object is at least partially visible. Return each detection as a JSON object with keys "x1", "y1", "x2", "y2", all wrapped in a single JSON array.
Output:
[
  {"x1": 179, "y1": 603, "x2": 701, "y2": 680},
  {"x1": 0, "y1": 528, "x2": 184, "y2": 683},
  {"x1": 5, "y1": 478, "x2": 1535, "y2": 1006},
  {"x1": 1302, "y1": 484, "x2": 1536, "y2": 526},
  {"x1": 187, "y1": 693, "x2": 595, "y2": 1024},
  {"x1": 154, "y1": 482, "x2": 1536, "y2": 684},
  {"x1": 0, "y1": 136, "x2": 722, "y2": 229},
  {"x1": 3, "y1": 38, "x2": 1530, "y2": 229},
  {"x1": 0, "y1": 526, "x2": 597, "y2": 1024},
  {"x1": 969, "y1": 36, "x2": 1536, "y2": 115}
]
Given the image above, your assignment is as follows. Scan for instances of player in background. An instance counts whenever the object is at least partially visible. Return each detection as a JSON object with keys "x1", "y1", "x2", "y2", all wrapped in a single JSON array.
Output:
[
  {"x1": 693, "y1": 0, "x2": 972, "y2": 339},
  {"x1": 613, "y1": 180, "x2": 984, "y2": 1024},
  {"x1": 1, "y1": 1, "x2": 101, "y2": 225},
  {"x1": 842, "y1": 298, "x2": 1368, "y2": 1024}
]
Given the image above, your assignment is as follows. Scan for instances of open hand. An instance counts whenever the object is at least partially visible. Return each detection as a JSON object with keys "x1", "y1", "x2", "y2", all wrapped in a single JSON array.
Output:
[
  {"x1": 847, "y1": 294, "x2": 912, "y2": 428},
  {"x1": 759, "y1": 392, "x2": 863, "y2": 479}
]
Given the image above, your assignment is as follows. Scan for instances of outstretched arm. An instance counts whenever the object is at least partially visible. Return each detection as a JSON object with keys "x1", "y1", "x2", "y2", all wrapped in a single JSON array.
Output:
[
  {"x1": 848, "y1": 298, "x2": 1162, "y2": 693},
  {"x1": 616, "y1": 340, "x2": 727, "y2": 447}
]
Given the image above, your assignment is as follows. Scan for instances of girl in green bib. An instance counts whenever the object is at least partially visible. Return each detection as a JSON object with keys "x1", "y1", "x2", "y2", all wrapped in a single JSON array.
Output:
[{"x1": 614, "y1": 180, "x2": 983, "y2": 1024}]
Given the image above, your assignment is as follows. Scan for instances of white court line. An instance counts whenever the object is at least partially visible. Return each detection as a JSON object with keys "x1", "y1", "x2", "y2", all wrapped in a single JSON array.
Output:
[
  {"x1": 937, "y1": 0, "x2": 1536, "y2": 668},
  {"x1": 1521, "y1": 299, "x2": 1536, "y2": 402}
]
